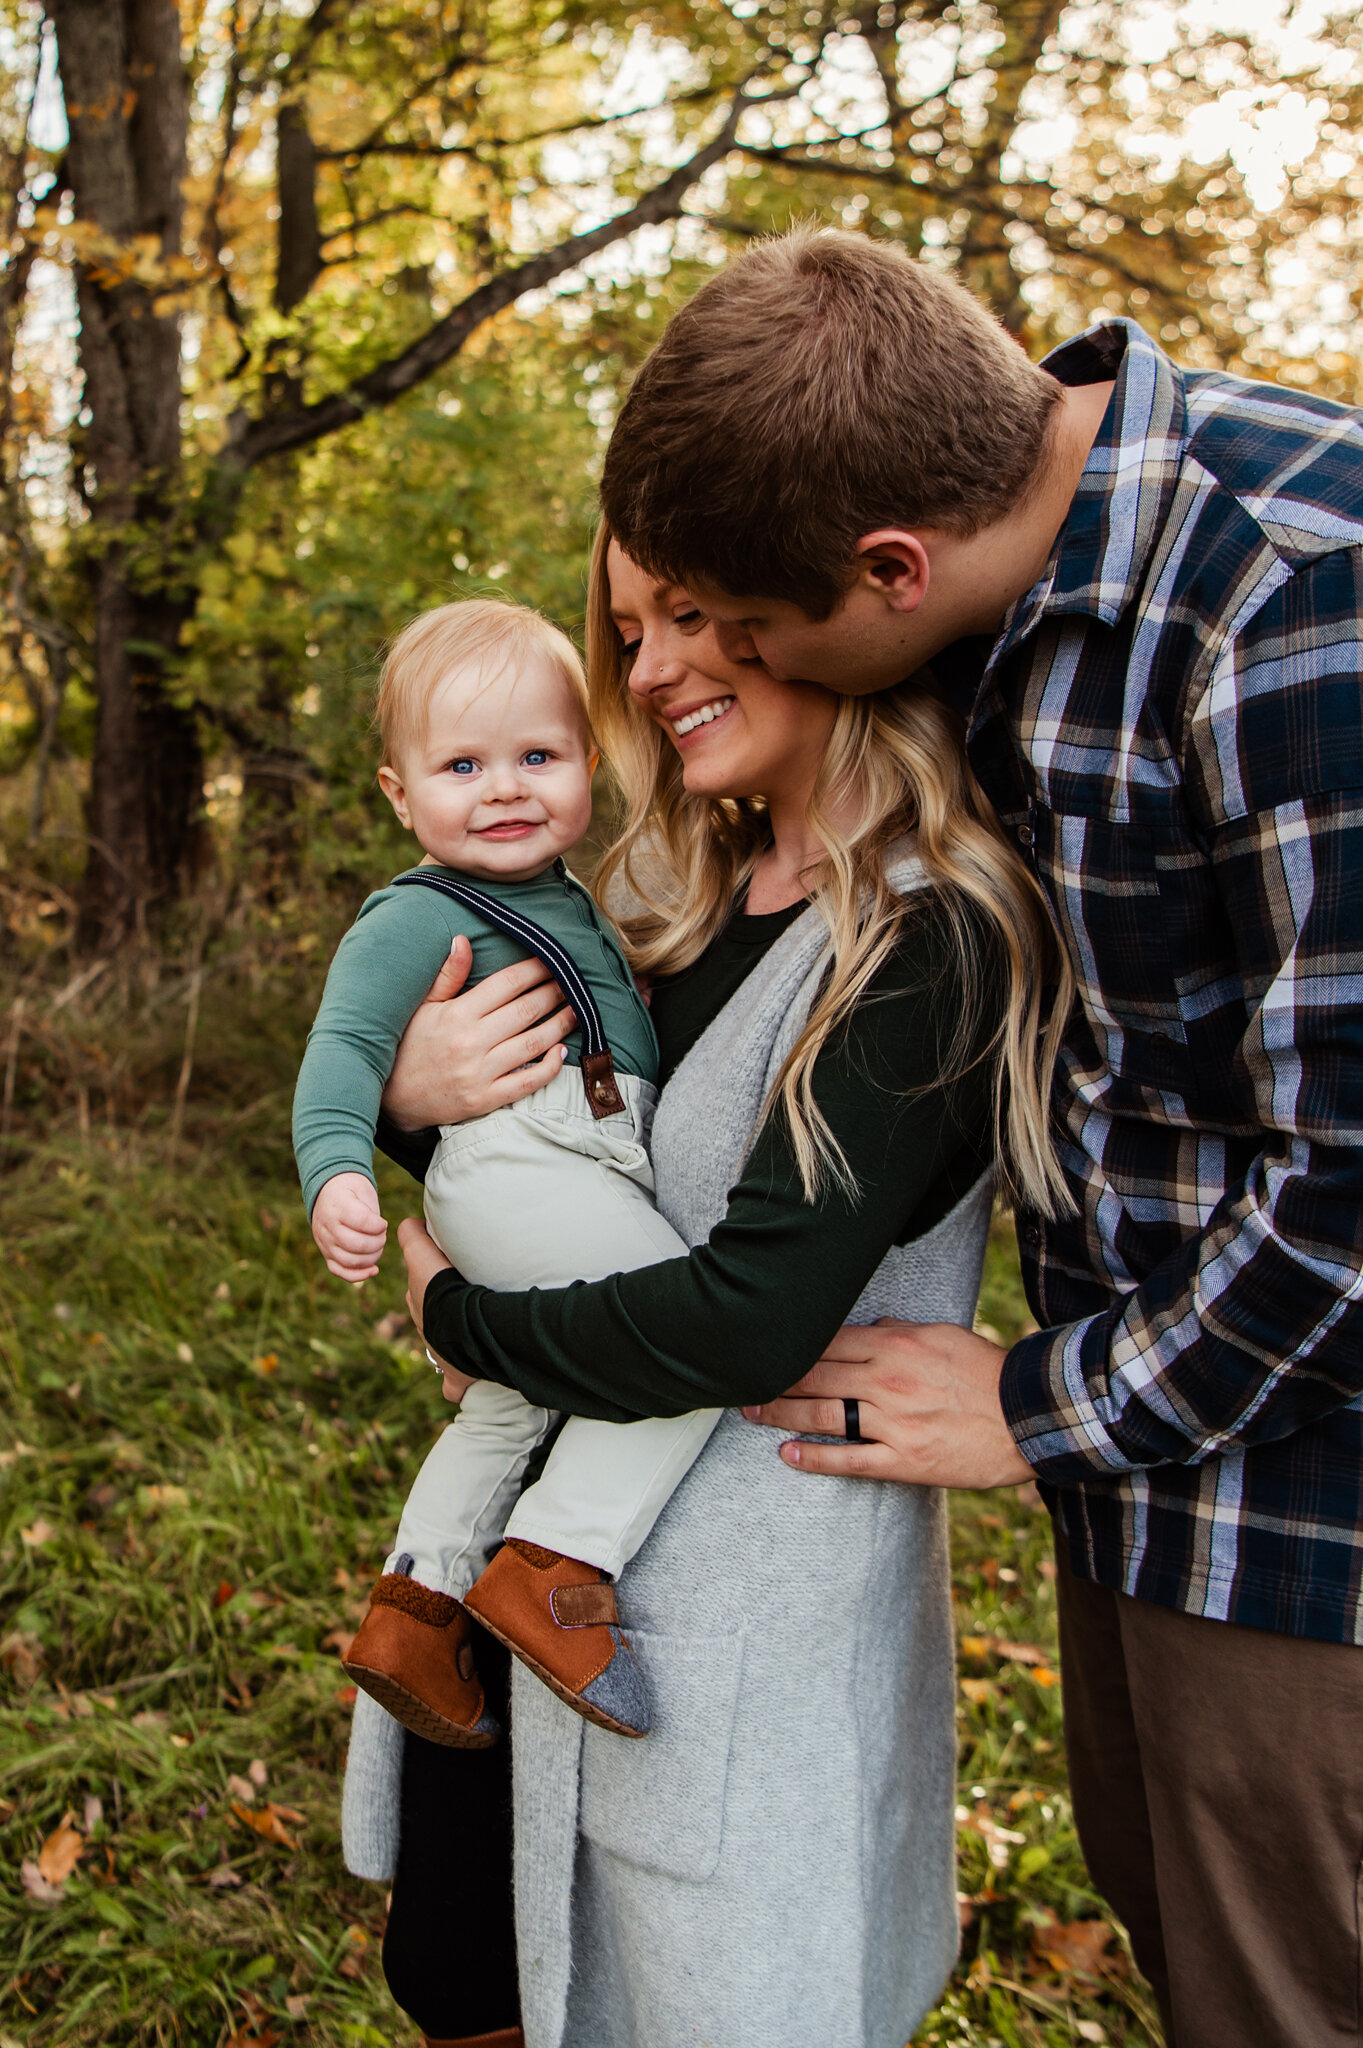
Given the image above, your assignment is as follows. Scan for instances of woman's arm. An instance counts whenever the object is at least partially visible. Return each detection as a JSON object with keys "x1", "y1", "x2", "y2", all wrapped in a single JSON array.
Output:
[{"x1": 420, "y1": 909, "x2": 1003, "y2": 1420}]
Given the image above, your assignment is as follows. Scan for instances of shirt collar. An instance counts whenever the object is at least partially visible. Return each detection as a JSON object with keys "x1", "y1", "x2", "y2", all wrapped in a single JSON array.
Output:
[{"x1": 986, "y1": 320, "x2": 1189, "y2": 674}]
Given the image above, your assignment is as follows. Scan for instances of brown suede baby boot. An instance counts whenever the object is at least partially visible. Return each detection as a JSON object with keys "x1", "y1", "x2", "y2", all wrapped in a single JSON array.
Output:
[
  {"x1": 421, "y1": 2031, "x2": 523, "y2": 2047},
  {"x1": 342, "y1": 1566, "x2": 500, "y2": 1748},
  {"x1": 463, "y1": 1540, "x2": 650, "y2": 1739}
]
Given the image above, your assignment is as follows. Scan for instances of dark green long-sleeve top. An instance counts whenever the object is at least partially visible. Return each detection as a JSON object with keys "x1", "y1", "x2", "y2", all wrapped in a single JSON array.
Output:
[{"x1": 379, "y1": 888, "x2": 1004, "y2": 1424}]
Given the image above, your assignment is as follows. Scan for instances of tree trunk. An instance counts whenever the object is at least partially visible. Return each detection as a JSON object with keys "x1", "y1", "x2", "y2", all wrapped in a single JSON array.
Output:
[{"x1": 47, "y1": 0, "x2": 204, "y2": 950}]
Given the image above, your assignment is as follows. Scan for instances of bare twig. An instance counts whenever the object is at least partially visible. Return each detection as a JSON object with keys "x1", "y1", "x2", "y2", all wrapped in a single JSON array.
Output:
[
  {"x1": 1, "y1": 995, "x2": 25, "y2": 1146},
  {"x1": 169, "y1": 953, "x2": 205, "y2": 1149}
]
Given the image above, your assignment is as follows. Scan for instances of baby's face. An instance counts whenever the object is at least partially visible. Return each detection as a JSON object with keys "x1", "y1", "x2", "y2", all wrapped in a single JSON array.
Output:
[{"x1": 380, "y1": 651, "x2": 595, "y2": 880}]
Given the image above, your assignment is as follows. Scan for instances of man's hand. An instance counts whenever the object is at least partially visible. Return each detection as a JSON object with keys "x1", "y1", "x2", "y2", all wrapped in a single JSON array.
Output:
[
  {"x1": 398, "y1": 1216, "x2": 476, "y2": 1404},
  {"x1": 311, "y1": 1172, "x2": 387, "y2": 1282},
  {"x1": 742, "y1": 1319, "x2": 1033, "y2": 1489},
  {"x1": 382, "y1": 935, "x2": 576, "y2": 1131}
]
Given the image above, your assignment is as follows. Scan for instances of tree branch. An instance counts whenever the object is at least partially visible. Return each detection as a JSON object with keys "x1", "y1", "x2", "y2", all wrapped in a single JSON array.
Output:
[{"x1": 230, "y1": 98, "x2": 749, "y2": 470}]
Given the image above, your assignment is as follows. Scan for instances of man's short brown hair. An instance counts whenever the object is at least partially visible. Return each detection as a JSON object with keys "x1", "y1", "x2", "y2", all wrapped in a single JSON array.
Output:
[{"x1": 601, "y1": 226, "x2": 1062, "y2": 616}]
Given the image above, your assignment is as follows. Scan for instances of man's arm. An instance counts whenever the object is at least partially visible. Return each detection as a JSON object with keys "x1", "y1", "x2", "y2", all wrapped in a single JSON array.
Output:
[{"x1": 1004, "y1": 540, "x2": 1363, "y2": 1481}]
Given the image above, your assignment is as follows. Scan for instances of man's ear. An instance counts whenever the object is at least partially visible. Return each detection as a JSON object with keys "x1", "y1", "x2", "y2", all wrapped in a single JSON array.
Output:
[
  {"x1": 850, "y1": 530, "x2": 931, "y2": 614},
  {"x1": 377, "y1": 763, "x2": 412, "y2": 829}
]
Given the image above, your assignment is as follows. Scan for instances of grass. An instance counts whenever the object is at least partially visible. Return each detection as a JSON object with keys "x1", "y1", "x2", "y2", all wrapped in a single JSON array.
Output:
[{"x1": 0, "y1": 958, "x2": 1164, "y2": 2048}]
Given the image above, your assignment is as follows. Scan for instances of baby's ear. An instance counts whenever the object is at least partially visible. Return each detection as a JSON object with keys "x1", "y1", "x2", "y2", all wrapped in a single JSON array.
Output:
[{"x1": 377, "y1": 763, "x2": 412, "y2": 827}]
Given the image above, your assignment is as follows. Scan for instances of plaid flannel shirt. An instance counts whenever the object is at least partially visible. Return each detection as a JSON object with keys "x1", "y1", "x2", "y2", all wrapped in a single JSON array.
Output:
[{"x1": 973, "y1": 320, "x2": 1363, "y2": 1643}]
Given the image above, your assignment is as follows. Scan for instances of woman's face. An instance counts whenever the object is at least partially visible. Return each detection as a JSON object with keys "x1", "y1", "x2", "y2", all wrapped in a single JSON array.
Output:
[{"x1": 607, "y1": 542, "x2": 839, "y2": 812}]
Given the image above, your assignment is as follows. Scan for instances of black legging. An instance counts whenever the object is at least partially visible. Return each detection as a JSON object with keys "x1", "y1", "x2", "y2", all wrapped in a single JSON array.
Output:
[{"x1": 381, "y1": 1628, "x2": 520, "y2": 2037}]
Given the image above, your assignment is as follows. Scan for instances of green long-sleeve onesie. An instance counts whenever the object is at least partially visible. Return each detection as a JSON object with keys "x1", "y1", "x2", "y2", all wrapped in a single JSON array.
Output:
[{"x1": 292, "y1": 859, "x2": 658, "y2": 1218}]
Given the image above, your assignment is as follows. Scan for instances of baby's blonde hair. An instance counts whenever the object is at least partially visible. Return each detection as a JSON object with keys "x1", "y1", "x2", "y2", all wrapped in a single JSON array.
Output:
[{"x1": 376, "y1": 598, "x2": 589, "y2": 766}]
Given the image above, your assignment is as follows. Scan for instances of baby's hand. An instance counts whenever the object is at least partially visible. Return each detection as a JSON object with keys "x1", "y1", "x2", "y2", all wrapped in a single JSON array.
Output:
[{"x1": 312, "y1": 1172, "x2": 388, "y2": 1282}]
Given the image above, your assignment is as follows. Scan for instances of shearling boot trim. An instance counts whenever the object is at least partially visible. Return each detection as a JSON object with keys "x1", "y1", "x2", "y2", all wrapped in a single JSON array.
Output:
[
  {"x1": 369, "y1": 1571, "x2": 463, "y2": 1627},
  {"x1": 506, "y1": 1539, "x2": 561, "y2": 1571}
]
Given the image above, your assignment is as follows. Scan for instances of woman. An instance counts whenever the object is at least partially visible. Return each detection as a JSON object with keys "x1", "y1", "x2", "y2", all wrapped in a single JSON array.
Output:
[{"x1": 348, "y1": 529, "x2": 1072, "y2": 2048}]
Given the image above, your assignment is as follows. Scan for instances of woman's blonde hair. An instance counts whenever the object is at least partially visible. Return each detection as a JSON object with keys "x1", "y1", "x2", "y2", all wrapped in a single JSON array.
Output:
[
  {"x1": 376, "y1": 598, "x2": 588, "y2": 767},
  {"x1": 586, "y1": 525, "x2": 1075, "y2": 1214}
]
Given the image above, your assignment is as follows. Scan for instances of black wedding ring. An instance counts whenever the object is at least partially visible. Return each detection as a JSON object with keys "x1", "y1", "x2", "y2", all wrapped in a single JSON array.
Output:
[{"x1": 843, "y1": 1397, "x2": 862, "y2": 1443}]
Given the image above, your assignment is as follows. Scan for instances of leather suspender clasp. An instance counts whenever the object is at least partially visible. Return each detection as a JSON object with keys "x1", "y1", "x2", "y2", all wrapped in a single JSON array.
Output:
[{"x1": 393, "y1": 870, "x2": 627, "y2": 1122}]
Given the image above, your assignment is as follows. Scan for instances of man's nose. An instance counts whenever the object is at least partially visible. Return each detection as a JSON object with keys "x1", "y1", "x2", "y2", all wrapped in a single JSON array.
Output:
[{"x1": 711, "y1": 617, "x2": 759, "y2": 664}]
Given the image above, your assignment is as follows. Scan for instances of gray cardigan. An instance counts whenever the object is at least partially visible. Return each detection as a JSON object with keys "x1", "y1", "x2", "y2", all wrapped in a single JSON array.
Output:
[{"x1": 343, "y1": 851, "x2": 992, "y2": 2048}]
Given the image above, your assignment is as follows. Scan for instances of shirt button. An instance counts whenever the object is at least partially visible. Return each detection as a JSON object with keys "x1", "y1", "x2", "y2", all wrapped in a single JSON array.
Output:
[{"x1": 1017, "y1": 823, "x2": 1035, "y2": 847}]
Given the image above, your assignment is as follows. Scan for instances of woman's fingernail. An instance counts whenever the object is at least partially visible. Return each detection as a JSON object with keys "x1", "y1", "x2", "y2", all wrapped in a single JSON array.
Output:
[
  {"x1": 782, "y1": 1443, "x2": 801, "y2": 1466},
  {"x1": 558, "y1": 1045, "x2": 568, "y2": 1062},
  {"x1": 741, "y1": 1406, "x2": 760, "y2": 1422}
]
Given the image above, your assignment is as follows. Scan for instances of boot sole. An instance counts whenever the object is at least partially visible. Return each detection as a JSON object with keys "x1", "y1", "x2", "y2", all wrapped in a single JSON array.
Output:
[
  {"x1": 465, "y1": 1609, "x2": 647, "y2": 1739},
  {"x1": 341, "y1": 1658, "x2": 500, "y2": 1749}
]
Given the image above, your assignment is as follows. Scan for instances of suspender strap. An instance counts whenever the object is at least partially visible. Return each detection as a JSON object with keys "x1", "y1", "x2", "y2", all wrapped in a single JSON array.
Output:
[{"x1": 393, "y1": 870, "x2": 626, "y2": 1120}]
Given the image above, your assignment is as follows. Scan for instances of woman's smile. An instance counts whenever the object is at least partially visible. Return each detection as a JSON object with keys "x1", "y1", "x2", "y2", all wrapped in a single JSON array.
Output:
[{"x1": 669, "y1": 695, "x2": 736, "y2": 742}]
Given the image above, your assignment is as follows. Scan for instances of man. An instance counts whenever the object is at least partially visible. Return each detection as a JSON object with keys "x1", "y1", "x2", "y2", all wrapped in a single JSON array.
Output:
[{"x1": 597, "y1": 227, "x2": 1363, "y2": 2047}]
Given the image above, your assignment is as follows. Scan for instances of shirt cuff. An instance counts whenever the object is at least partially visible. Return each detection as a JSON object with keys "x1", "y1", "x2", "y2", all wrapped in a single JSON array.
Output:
[
  {"x1": 421, "y1": 1266, "x2": 515, "y2": 1392},
  {"x1": 1000, "y1": 1310, "x2": 1142, "y2": 1483}
]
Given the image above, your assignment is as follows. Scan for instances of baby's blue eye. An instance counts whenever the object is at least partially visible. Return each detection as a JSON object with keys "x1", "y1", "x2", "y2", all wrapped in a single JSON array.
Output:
[
  {"x1": 523, "y1": 749, "x2": 550, "y2": 767},
  {"x1": 450, "y1": 758, "x2": 477, "y2": 776}
]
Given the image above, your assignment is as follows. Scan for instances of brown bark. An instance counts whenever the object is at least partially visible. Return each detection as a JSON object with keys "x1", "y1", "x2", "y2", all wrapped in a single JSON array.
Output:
[{"x1": 47, "y1": 0, "x2": 203, "y2": 949}]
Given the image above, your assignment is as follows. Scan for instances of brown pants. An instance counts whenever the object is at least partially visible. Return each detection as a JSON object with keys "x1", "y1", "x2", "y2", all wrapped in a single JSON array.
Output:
[{"x1": 1055, "y1": 1544, "x2": 1363, "y2": 2048}]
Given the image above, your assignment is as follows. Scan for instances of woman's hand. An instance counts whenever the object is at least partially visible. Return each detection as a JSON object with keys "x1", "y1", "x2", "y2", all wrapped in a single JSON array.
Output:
[
  {"x1": 382, "y1": 935, "x2": 577, "y2": 1131},
  {"x1": 398, "y1": 1216, "x2": 476, "y2": 1403},
  {"x1": 742, "y1": 1319, "x2": 1033, "y2": 1489}
]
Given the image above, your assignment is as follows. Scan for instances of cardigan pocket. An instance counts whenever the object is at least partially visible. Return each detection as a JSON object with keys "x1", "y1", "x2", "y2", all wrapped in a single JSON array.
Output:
[{"x1": 578, "y1": 1628, "x2": 745, "y2": 1882}]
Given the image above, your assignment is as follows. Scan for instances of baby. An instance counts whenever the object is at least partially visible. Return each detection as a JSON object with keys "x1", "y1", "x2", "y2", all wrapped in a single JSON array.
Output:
[{"x1": 293, "y1": 599, "x2": 718, "y2": 1744}]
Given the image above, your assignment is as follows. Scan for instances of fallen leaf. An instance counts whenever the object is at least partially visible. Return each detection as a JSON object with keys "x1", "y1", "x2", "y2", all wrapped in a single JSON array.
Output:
[
  {"x1": 993, "y1": 1638, "x2": 1051, "y2": 1667},
  {"x1": 1030, "y1": 1911, "x2": 1115, "y2": 1979},
  {"x1": 252, "y1": 1353, "x2": 279, "y2": 1376},
  {"x1": 131, "y1": 1710, "x2": 167, "y2": 1733},
  {"x1": 284, "y1": 1994, "x2": 310, "y2": 2017},
  {"x1": 208, "y1": 1865, "x2": 243, "y2": 1888},
  {"x1": 1076, "y1": 2026, "x2": 1108, "y2": 2045},
  {"x1": 0, "y1": 1797, "x2": 15, "y2": 1823},
  {"x1": 38, "y1": 1814, "x2": 85, "y2": 1884},
  {"x1": 213, "y1": 1580, "x2": 236, "y2": 1608},
  {"x1": 213, "y1": 1281, "x2": 231, "y2": 1301},
  {"x1": 1031, "y1": 1666, "x2": 1059, "y2": 1686},
  {"x1": 225, "y1": 2031, "x2": 279, "y2": 2048},
  {"x1": 960, "y1": 1677, "x2": 995, "y2": 1704},
  {"x1": 337, "y1": 1953, "x2": 365, "y2": 1978},
  {"x1": 137, "y1": 1483, "x2": 189, "y2": 1513},
  {"x1": 227, "y1": 1773, "x2": 256, "y2": 1803},
  {"x1": 176, "y1": 1341, "x2": 195, "y2": 1364},
  {"x1": 334, "y1": 1685, "x2": 357, "y2": 1705},
  {"x1": 247, "y1": 1758, "x2": 267, "y2": 1789},
  {"x1": 322, "y1": 1627, "x2": 356, "y2": 1658},
  {"x1": 231, "y1": 1800, "x2": 302, "y2": 1849},
  {"x1": 0, "y1": 1631, "x2": 44, "y2": 1685},
  {"x1": 169, "y1": 1732, "x2": 191, "y2": 1749},
  {"x1": 21, "y1": 1857, "x2": 63, "y2": 1903},
  {"x1": 82, "y1": 1795, "x2": 103, "y2": 1832},
  {"x1": 20, "y1": 1519, "x2": 55, "y2": 1548},
  {"x1": 373, "y1": 1310, "x2": 408, "y2": 1342}
]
